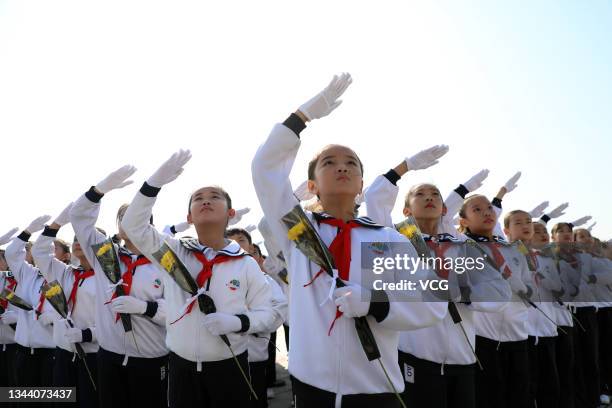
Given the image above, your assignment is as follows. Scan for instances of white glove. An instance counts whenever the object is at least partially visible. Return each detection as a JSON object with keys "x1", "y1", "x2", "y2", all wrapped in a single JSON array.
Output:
[
  {"x1": 25, "y1": 215, "x2": 52, "y2": 235},
  {"x1": 463, "y1": 169, "x2": 490, "y2": 192},
  {"x1": 0, "y1": 311, "x2": 18, "y2": 325},
  {"x1": 405, "y1": 145, "x2": 449, "y2": 171},
  {"x1": 37, "y1": 312, "x2": 57, "y2": 326},
  {"x1": 298, "y1": 73, "x2": 353, "y2": 121},
  {"x1": 228, "y1": 208, "x2": 250, "y2": 226},
  {"x1": 95, "y1": 165, "x2": 137, "y2": 194},
  {"x1": 147, "y1": 149, "x2": 192, "y2": 188},
  {"x1": 0, "y1": 228, "x2": 18, "y2": 246},
  {"x1": 294, "y1": 180, "x2": 315, "y2": 201},
  {"x1": 529, "y1": 201, "x2": 549, "y2": 218},
  {"x1": 172, "y1": 221, "x2": 191, "y2": 233},
  {"x1": 65, "y1": 327, "x2": 83, "y2": 343},
  {"x1": 547, "y1": 203, "x2": 569, "y2": 219},
  {"x1": 245, "y1": 225, "x2": 257, "y2": 233},
  {"x1": 110, "y1": 296, "x2": 147, "y2": 315},
  {"x1": 202, "y1": 312, "x2": 242, "y2": 335},
  {"x1": 503, "y1": 171, "x2": 521, "y2": 193},
  {"x1": 570, "y1": 216, "x2": 592, "y2": 227},
  {"x1": 53, "y1": 203, "x2": 73, "y2": 227},
  {"x1": 333, "y1": 283, "x2": 371, "y2": 318},
  {"x1": 586, "y1": 222, "x2": 597, "y2": 232}
]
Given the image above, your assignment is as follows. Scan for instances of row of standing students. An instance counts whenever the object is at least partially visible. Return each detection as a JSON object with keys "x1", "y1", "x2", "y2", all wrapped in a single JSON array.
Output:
[{"x1": 1, "y1": 72, "x2": 611, "y2": 408}]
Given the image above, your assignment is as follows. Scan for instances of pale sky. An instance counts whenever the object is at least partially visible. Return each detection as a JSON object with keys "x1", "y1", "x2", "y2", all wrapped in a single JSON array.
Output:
[{"x1": 0, "y1": 0, "x2": 610, "y2": 248}]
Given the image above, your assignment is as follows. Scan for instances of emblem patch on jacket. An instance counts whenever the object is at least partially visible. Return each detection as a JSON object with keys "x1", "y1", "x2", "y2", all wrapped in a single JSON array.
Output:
[{"x1": 226, "y1": 279, "x2": 240, "y2": 291}]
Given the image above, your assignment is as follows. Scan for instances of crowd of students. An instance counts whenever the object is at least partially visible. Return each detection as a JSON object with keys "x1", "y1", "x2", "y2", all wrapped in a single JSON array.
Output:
[{"x1": 0, "y1": 73, "x2": 611, "y2": 408}]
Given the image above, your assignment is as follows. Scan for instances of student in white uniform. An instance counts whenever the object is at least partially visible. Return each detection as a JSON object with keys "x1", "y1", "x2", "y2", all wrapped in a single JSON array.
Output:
[
  {"x1": 0, "y1": 229, "x2": 19, "y2": 389},
  {"x1": 363, "y1": 156, "x2": 511, "y2": 408},
  {"x1": 252, "y1": 73, "x2": 447, "y2": 408},
  {"x1": 226, "y1": 228, "x2": 288, "y2": 408},
  {"x1": 4, "y1": 216, "x2": 58, "y2": 392},
  {"x1": 31, "y1": 202, "x2": 99, "y2": 408},
  {"x1": 70, "y1": 167, "x2": 168, "y2": 408},
  {"x1": 456, "y1": 195, "x2": 535, "y2": 408},
  {"x1": 120, "y1": 151, "x2": 276, "y2": 408},
  {"x1": 531, "y1": 221, "x2": 575, "y2": 408},
  {"x1": 503, "y1": 210, "x2": 561, "y2": 408}
]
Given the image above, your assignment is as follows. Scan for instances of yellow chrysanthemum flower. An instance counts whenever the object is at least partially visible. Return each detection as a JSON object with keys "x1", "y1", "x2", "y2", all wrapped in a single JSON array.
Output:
[
  {"x1": 160, "y1": 251, "x2": 176, "y2": 272},
  {"x1": 96, "y1": 242, "x2": 113, "y2": 257},
  {"x1": 6, "y1": 292, "x2": 14, "y2": 300},
  {"x1": 287, "y1": 221, "x2": 307, "y2": 241},
  {"x1": 399, "y1": 224, "x2": 418, "y2": 239},
  {"x1": 45, "y1": 285, "x2": 62, "y2": 298}
]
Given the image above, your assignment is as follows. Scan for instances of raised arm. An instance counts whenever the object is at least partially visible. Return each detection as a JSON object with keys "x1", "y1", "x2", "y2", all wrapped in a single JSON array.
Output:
[
  {"x1": 251, "y1": 73, "x2": 352, "y2": 256},
  {"x1": 4, "y1": 216, "x2": 50, "y2": 282},
  {"x1": 32, "y1": 203, "x2": 73, "y2": 282}
]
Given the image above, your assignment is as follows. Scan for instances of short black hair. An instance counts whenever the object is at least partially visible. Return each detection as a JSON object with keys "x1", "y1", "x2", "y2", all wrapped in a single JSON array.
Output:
[
  {"x1": 226, "y1": 228, "x2": 252, "y2": 245},
  {"x1": 252, "y1": 243, "x2": 262, "y2": 257}
]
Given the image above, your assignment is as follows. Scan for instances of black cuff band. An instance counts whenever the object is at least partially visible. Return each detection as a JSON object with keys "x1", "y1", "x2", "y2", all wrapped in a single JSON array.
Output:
[
  {"x1": 170, "y1": 225, "x2": 177, "y2": 235},
  {"x1": 491, "y1": 197, "x2": 502, "y2": 209},
  {"x1": 144, "y1": 301, "x2": 158, "y2": 318},
  {"x1": 235, "y1": 314, "x2": 250, "y2": 333},
  {"x1": 540, "y1": 214, "x2": 550, "y2": 224},
  {"x1": 455, "y1": 184, "x2": 469, "y2": 199},
  {"x1": 282, "y1": 113, "x2": 307, "y2": 137},
  {"x1": 17, "y1": 231, "x2": 31, "y2": 242},
  {"x1": 85, "y1": 186, "x2": 104, "y2": 203},
  {"x1": 42, "y1": 226, "x2": 59, "y2": 238},
  {"x1": 368, "y1": 290, "x2": 391, "y2": 323},
  {"x1": 383, "y1": 169, "x2": 401, "y2": 186},
  {"x1": 82, "y1": 329, "x2": 93, "y2": 343},
  {"x1": 140, "y1": 182, "x2": 161, "y2": 198}
]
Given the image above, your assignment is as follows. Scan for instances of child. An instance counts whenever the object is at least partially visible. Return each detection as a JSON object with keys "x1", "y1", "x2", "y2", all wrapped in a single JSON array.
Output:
[
  {"x1": 31, "y1": 202, "x2": 99, "y2": 408},
  {"x1": 70, "y1": 166, "x2": 168, "y2": 408},
  {"x1": 0, "y1": 229, "x2": 19, "y2": 388},
  {"x1": 226, "y1": 228, "x2": 288, "y2": 408},
  {"x1": 120, "y1": 151, "x2": 276, "y2": 408},
  {"x1": 364, "y1": 156, "x2": 511, "y2": 408},
  {"x1": 504, "y1": 210, "x2": 562, "y2": 408},
  {"x1": 252, "y1": 73, "x2": 447, "y2": 407},
  {"x1": 457, "y1": 195, "x2": 535, "y2": 408},
  {"x1": 4, "y1": 216, "x2": 58, "y2": 390}
]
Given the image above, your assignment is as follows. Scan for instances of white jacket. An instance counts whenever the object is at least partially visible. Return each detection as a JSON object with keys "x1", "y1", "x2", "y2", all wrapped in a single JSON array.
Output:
[
  {"x1": 71, "y1": 192, "x2": 168, "y2": 359},
  {"x1": 32, "y1": 228, "x2": 99, "y2": 354},
  {"x1": 527, "y1": 252, "x2": 562, "y2": 338},
  {"x1": 252, "y1": 121, "x2": 447, "y2": 396},
  {"x1": 121, "y1": 188, "x2": 276, "y2": 364},
  {"x1": 0, "y1": 272, "x2": 18, "y2": 345},
  {"x1": 5, "y1": 234, "x2": 57, "y2": 349}
]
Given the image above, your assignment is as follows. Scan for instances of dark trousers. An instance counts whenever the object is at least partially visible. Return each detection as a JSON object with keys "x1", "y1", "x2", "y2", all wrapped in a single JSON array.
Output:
[
  {"x1": 574, "y1": 307, "x2": 600, "y2": 408},
  {"x1": 168, "y1": 351, "x2": 251, "y2": 408},
  {"x1": 14, "y1": 345, "x2": 55, "y2": 408},
  {"x1": 283, "y1": 324, "x2": 290, "y2": 350},
  {"x1": 0, "y1": 343, "x2": 18, "y2": 386},
  {"x1": 290, "y1": 375, "x2": 401, "y2": 408},
  {"x1": 266, "y1": 331, "x2": 277, "y2": 386},
  {"x1": 556, "y1": 326, "x2": 575, "y2": 408},
  {"x1": 54, "y1": 348, "x2": 98, "y2": 408},
  {"x1": 250, "y1": 361, "x2": 268, "y2": 408},
  {"x1": 598, "y1": 306, "x2": 612, "y2": 395},
  {"x1": 527, "y1": 336, "x2": 559, "y2": 408},
  {"x1": 475, "y1": 336, "x2": 529, "y2": 408},
  {"x1": 97, "y1": 347, "x2": 168, "y2": 408},
  {"x1": 398, "y1": 351, "x2": 475, "y2": 408}
]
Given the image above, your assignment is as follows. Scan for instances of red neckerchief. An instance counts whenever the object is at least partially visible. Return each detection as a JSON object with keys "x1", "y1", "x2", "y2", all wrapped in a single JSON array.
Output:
[
  {"x1": 105, "y1": 255, "x2": 151, "y2": 322},
  {"x1": 314, "y1": 217, "x2": 364, "y2": 336},
  {"x1": 67, "y1": 268, "x2": 94, "y2": 315},
  {"x1": 169, "y1": 252, "x2": 245, "y2": 325},
  {"x1": 425, "y1": 240, "x2": 454, "y2": 279},
  {"x1": 0, "y1": 276, "x2": 17, "y2": 311},
  {"x1": 35, "y1": 279, "x2": 48, "y2": 319},
  {"x1": 489, "y1": 243, "x2": 513, "y2": 279}
]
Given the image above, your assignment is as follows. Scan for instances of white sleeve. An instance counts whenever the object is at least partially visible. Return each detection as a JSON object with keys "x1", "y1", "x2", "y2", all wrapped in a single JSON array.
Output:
[
  {"x1": 363, "y1": 173, "x2": 399, "y2": 228},
  {"x1": 591, "y1": 256, "x2": 612, "y2": 286},
  {"x1": 492, "y1": 201, "x2": 506, "y2": 240},
  {"x1": 251, "y1": 123, "x2": 301, "y2": 257},
  {"x1": 70, "y1": 192, "x2": 111, "y2": 268},
  {"x1": 32, "y1": 229, "x2": 71, "y2": 283},
  {"x1": 258, "y1": 276, "x2": 287, "y2": 333},
  {"x1": 242, "y1": 260, "x2": 275, "y2": 335},
  {"x1": 4, "y1": 233, "x2": 37, "y2": 283}
]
